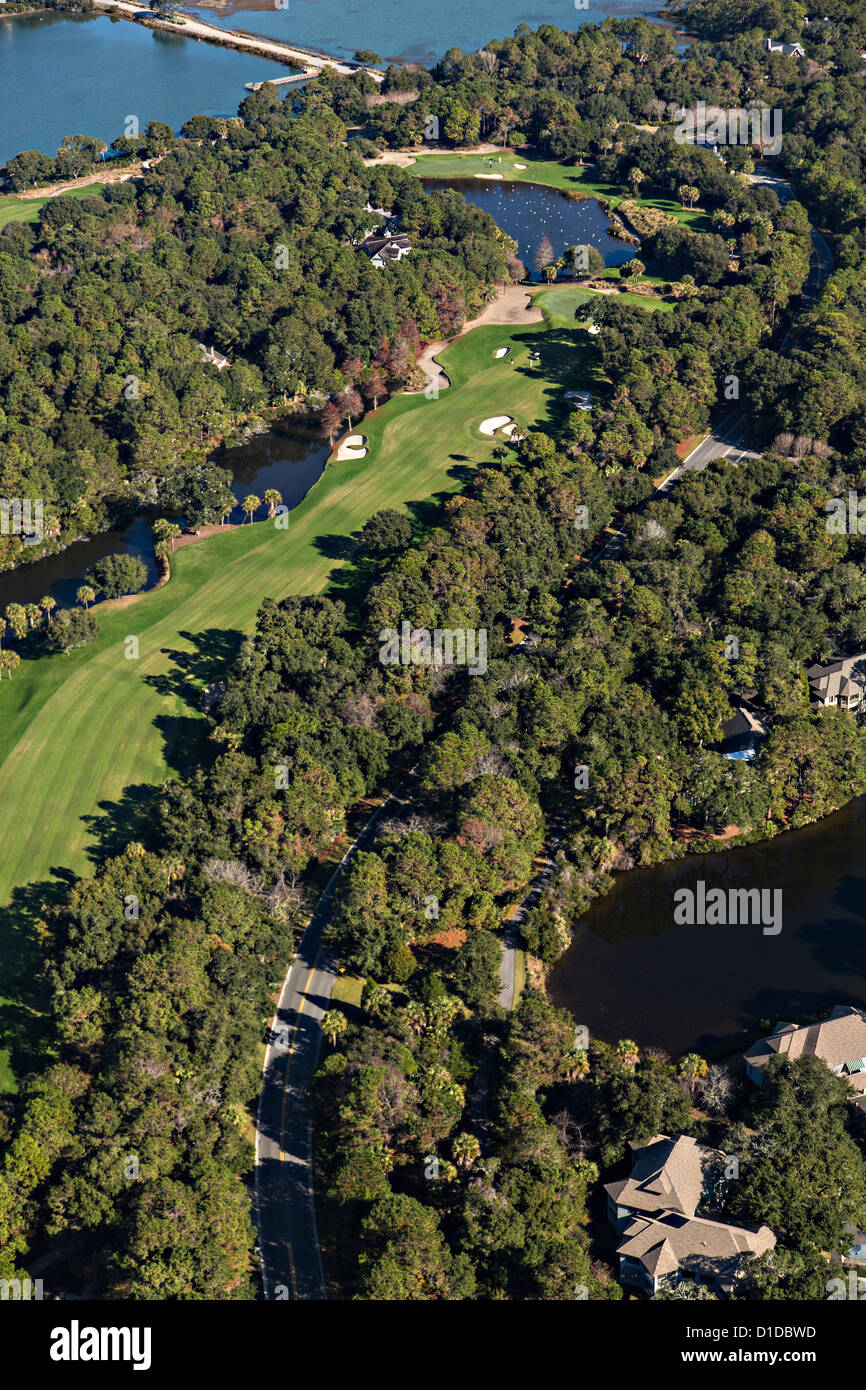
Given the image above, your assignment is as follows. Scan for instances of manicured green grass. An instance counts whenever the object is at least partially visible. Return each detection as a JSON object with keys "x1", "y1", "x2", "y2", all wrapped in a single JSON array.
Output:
[
  {"x1": 408, "y1": 149, "x2": 712, "y2": 233},
  {"x1": 512, "y1": 949, "x2": 527, "y2": 1007},
  {"x1": 0, "y1": 304, "x2": 599, "y2": 1090},
  {"x1": 535, "y1": 283, "x2": 673, "y2": 320},
  {"x1": 331, "y1": 974, "x2": 365, "y2": 1009},
  {"x1": 0, "y1": 184, "x2": 107, "y2": 229}
]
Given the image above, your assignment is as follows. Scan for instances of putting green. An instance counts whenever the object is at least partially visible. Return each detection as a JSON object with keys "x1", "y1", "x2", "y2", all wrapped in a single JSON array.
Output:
[{"x1": 0, "y1": 303, "x2": 600, "y2": 1089}]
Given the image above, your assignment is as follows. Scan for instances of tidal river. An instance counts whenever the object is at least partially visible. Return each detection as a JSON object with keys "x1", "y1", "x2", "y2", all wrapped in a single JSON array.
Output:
[
  {"x1": 547, "y1": 796, "x2": 866, "y2": 1059},
  {"x1": 0, "y1": 0, "x2": 669, "y2": 166},
  {"x1": 0, "y1": 11, "x2": 288, "y2": 165}
]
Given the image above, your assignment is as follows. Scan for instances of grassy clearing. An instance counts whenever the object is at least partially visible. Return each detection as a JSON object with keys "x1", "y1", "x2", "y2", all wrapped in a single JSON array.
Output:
[
  {"x1": 0, "y1": 184, "x2": 107, "y2": 229},
  {"x1": 0, "y1": 303, "x2": 600, "y2": 1089},
  {"x1": 512, "y1": 949, "x2": 527, "y2": 1007},
  {"x1": 331, "y1": 975, "x2": 365, "y2": 1009}
]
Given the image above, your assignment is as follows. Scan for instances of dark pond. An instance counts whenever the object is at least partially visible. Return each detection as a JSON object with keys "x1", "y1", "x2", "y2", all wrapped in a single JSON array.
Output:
[
  {"x1": 547, "y1": 796, "x2": 866, "y2": 1059},
  {"x1": 421, "y1": 177, "x2": 635, "y2": 279},
  {"x1": 0, "y1": 422, "x2": 328, "y2": 611}
]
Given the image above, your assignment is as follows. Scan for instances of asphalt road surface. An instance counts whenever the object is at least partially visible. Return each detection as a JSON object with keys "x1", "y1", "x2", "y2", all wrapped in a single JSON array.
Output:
[{"x1": 255, "y1": 787, "x2": 409, "y2": 1300}]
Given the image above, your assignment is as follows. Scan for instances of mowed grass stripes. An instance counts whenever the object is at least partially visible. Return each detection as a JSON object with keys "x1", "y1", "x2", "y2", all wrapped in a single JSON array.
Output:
[{"x1": 0, "y1": 308, "x2": 597, "y2": 1088}]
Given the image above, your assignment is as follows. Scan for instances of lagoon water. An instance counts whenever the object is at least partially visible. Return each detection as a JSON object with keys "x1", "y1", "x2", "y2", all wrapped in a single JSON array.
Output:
[
  {"x1": 547, "y1": 796, "x2": 866, "y2": 1058},
  {"x1": 0, "y1": 11, "x2": 287, "y2": 164},
  {"x1": 0, "y1": 423, "x2": 328, "y2": 612},
  {"x1": 0, "y1": 1, "x2": 663, "y2": 167},
  {"x1": 422, "y1": 176, "x2": 634, "y2": 276}
]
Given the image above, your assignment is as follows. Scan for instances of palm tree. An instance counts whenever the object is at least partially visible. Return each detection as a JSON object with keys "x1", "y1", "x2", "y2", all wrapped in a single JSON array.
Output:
[
  {"x1": 40, "y1": 595, "x2": 56, "y2": 624},
  {"x1": 405, "y1": 1001, "x2": 427, "y2": 1036},
  {"x1": 263, "y1": 488, "x2": 282, "y2": 519},
  {"x1": 76, "y1": 585, "x2": 96, "y2": 610},
  {"x1": 677, "y1": 1053, "x2": 709, "y2": 1096},
  {"x1": 362, "y1": 981, "x2": 389, "y2": 1019},
  {"x1": 25, "y1": 603, "x2": 41, "y2": 628},
  {"x1": 321, "y1": 1010, "x2": 347, "y2": 1048},
  {"x1": 564, "y1": 1047, "x2": 590, "y2": 1081},
  {"x1": 628, "y1": 166, "x2": 646, "y2": 197},
  {"x1": 220, "y1": 502, "x2": 232, "y2": 526},
  {"x1": 616, "y1": 1038, "x2": 640, "y2": 1069},
  {"x1": 677, "y1": 183, "x2": 700, "y2": 210},
  {"x1": 241, "y1": 494, "x2": 261, "y2": 525},
  {"x1": 153, "y1": 540, "x2": 171, "y2": 566},
  {"x1": 452, "y1": 1132, "x2": 481, "y2": 1171},
  {"x1": 153, "y1": 518, "x2": 181, "y2": 552},
  {"x1": 5, "y1": 603, "x2": 27, "y2": 641},
  {"x1": 1, "y1": 650, "x2": 20, "y2": 679}
]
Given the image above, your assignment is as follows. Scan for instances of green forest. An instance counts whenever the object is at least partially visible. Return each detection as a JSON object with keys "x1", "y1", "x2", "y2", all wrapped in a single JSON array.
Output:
[{"x1": 3, "y1": 0, "x2": 866, "y2": 1302}]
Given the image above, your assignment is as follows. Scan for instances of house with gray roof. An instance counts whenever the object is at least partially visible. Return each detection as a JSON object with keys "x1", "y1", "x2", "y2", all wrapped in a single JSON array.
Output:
[
  {"x1": 359, "y1": 233, "x2": 412, "y2": 269},
  {"x1": 764, "y1": 37, "x2": 806, "y2": 56},
  {"x1": 744, "y1": 1005, "x2": 866, "y2": 1111},
  {"x1": 806, "y1": 653, "x2": 866, "y2": 711},
  {"x1": 605, "y1": 1134, "x2": 775, "y2": 1297}
]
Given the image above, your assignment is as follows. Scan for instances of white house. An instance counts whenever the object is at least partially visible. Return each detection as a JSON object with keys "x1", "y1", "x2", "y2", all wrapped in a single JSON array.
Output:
[
  {"x1": 359, "y1": 233, "x2": 412, "y2": 269},
  {"x1": 764, "y1": 37, "x2": 806, "y2": 57}
]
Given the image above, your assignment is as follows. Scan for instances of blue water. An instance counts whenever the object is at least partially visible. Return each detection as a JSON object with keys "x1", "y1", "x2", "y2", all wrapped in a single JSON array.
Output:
[
  {"x1": 0, "y1": 11, "x2": 287, "y2": 164},
  {"x1": 0, "y1": 2, "x2": 675, "y2": 166},
  {"x1": 188, "y1": 0, "x2": 665, "y2": 67}
]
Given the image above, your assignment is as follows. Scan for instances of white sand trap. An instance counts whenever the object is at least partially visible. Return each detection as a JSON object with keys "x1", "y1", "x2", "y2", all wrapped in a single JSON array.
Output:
[
  {"x1": 475, "y1": 173, "x2": 504, "y2": 180},
  {"x1": 493, "y1": 346, "x2": 510, "y2": 358},
  {"x1": 514, "y1": 162, "x2": 527, "y2": 169},
  {"x1": 564, "y1": 391, "x2": 593, "y2": 411},
  {"x1": 336, "y1": 433, "x2": 368, "y2": 460},
  {"x1": 479, "y1": 415, "x2": 513, "y2": 435},
  {"x1": 501, "y1": 422, "x2": 519, "y2": 438},
  {"x1": 587, "y1": 324, "x2": 600, "y2": 335}
]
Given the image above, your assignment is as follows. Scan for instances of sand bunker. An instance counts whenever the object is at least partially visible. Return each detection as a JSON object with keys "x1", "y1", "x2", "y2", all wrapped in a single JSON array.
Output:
[
  {"x1": 564, "y1": 391, "x2": 593, "y2": 411},
  {"x1": 336, "y1": 433, "x2": 368, "y2": 460},
  {"x1": 479, "y1": 415, "x2": 513, "y2": 435},
  {"x1": 514, "y1": 162, "x2": 527, "y2": 170},
  {"x1": 493, "y1": 346, "x2": 510, "y2": 358},
  {"x1": 475, "y1": 173, "x2": 504, "y2": 180}
]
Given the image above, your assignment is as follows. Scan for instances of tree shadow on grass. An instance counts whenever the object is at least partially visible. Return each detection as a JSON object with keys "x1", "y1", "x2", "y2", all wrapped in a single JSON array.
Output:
[
  {"x1": 0, "y1": 870, "x2": 77, "y2": 1085},
  {"x1": 311, "y1": 533, "x2": 360, "y2": 562},
  {"x1": 79, "y1": 782, "x2": 165, "y2": 867},
  {"x1": 144, "y1": 627, "x2": 245, "y2": 705}
]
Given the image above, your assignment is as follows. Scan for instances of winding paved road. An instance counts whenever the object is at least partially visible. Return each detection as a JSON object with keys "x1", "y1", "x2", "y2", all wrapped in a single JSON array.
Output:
[{"x1": 254, "y1": 786, "x2": 410, "y2": 1300}]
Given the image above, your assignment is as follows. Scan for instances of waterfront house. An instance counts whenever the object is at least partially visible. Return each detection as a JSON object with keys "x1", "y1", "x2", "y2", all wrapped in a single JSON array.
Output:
[
  {"x1": 744, "y1": 1005, "x2": 866, "y2": 1111},
  {"x1": 359, "y1": 234, "x2": 412, "y2": 269},
  {"x1": 605, "y1": 1135, "x2": 775, "y2": 1297},
  {"x1": 806, "y1": 652, "x2": 866, "y2": 711}
]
